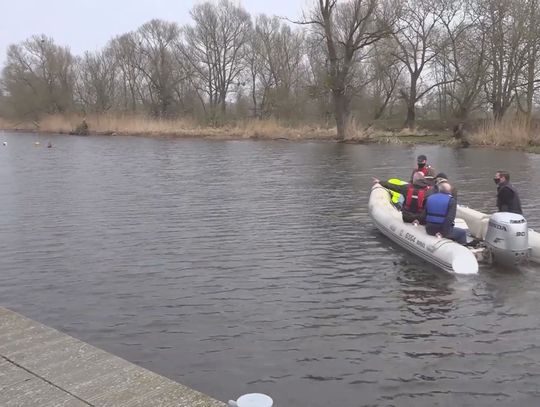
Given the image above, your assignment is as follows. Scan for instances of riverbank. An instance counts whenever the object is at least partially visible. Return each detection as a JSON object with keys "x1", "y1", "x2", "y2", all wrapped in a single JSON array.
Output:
[
  {"x1": 0, "y1": 114, "x2": 457, "y2": 146},
  {"x1": 1, "y1": 114, "x2": 539, "y2": 152},
  {"x1": 0, "y1": 115, "x2": 338, "y2": 141}
]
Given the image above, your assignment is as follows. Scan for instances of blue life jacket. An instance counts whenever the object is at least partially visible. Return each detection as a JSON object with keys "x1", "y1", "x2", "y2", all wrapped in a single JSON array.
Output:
[{"x1": 426, "y1": 192, "x2": 452, "y2": 224}]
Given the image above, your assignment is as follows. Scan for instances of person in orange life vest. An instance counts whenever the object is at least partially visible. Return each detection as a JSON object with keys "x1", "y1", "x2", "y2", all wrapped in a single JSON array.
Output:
[
  {"x1": 423, "y1": 182, "x2": 467, "y2": 244},
  {"x1": 373, "y1": 171, "x2": 432, "y2": 223},
  {"x1": 410, "y1": 154, "x2": 437, "y2": 182}
]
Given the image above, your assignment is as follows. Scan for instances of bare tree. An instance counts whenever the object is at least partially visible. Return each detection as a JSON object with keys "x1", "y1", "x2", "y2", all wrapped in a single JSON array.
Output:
[
  {"x1": 301, "y1": 0, "x2": 397, "y2": 140},
  {"x1": 182, "y1": 0, "x2": 252, "y2": 121},
  {"x1": 108, "y1": 33, "x2": 145, "y2": 113},
  {"x1": 515, "y1": 0, "x2": 540, "y2": 122},
  {"x1": 250, "y1": 15, "x2": 306, "y2": 120},
  {"x1": 6, "y1": 1, "x2": 540, "y2": 131},
  {"x1": 369, "y1": 38, "x2": 404, "y2": 120},
  {"x1": 304, "y1": 34, "x2": 334, "y2": 124},
  {"x1": 2, "y1": 35, "x2": 75, "y2": 119},
  {"x1": 393, "y1": 0, "x2": 455, "y2": 129},
  {"x1": 436, "y1": 2, "x2": 488, "y2": 120},
  {"x1": 132, "y1": 19, "x2": 186, "y2": 117},
  {"x1": 246, "y1": 24, "x2": 275, "y2": 119},
  {"x1": 76, "y1": 49, "x2": 118, "y2": 113},
  {"x1": 479, "y1": 0, "x2": 529, "y2": 120}
]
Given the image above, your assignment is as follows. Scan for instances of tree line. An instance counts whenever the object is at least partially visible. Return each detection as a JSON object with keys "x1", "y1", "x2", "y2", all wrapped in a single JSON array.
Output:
[{"x1": 1, "y1": 0, "x2": 540, "y2": 140}]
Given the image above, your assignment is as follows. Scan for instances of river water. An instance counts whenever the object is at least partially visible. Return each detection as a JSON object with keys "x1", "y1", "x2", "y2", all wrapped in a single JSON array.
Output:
[{"x1": 1, "y1": 132, "x2": 540, "y2": 406}]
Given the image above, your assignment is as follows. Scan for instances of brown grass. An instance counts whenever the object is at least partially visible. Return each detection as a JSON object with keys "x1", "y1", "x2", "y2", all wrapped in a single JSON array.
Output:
[
  {"x1": 0, "y1": 117, "x2": 20, "y2": 129},
  {"x1": 469, "y1": 117, "x2": 535, "y2": 147},
  {"x1": 342, "y1": 117, "x2": 369, "y2": 141},
  {"x1": 5, "y1": 113, "x2": 539, "y2": 150},
  {"x1": 0, "y1": 114, "x2": 337, "y2": 141}
]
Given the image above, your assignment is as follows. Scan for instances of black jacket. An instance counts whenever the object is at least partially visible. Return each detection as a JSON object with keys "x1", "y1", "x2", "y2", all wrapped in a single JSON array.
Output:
[{"x1": 497, "y1": 182, "x2": 522, "y2": 214}]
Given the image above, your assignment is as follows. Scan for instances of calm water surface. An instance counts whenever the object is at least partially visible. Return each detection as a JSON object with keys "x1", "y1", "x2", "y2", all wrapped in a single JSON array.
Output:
[{"x1": 2, "y1": 132, "x2": 540, "y2": 406}]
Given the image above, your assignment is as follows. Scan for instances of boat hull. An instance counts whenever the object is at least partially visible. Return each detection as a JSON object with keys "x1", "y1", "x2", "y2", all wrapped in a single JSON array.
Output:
[{"x1": 369, "y1": 185, "x2": 478, "y2": 275}]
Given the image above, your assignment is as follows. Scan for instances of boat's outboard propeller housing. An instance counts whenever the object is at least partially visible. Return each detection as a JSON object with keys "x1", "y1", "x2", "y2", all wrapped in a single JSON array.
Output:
[{"x1": 485, "y1": 212, "x2": 529, "y2": 265}]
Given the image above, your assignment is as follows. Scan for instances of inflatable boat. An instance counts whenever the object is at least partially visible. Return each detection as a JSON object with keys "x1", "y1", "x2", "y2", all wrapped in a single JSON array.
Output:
[
  {"x1": 369, "y1": 184, "x2": 478, "y2": 274},
  {"x1": 369, "y1": 183, "x2": 538, "y2": 274}
]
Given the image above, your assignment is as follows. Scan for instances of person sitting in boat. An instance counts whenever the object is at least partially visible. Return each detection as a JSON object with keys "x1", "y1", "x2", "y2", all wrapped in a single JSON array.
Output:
[
  {"x1": 434, "y1": 172, "x2": 448, "y2": 187},
  {"x1": 410, "y1": 154, "x2": 437, "y2": 183},
  {"x1": 374, "y1": 171, "x2": 432, "y2": 223},
  {"x1": 494, "y1": 170, "x2": 522, "y2": 214},
  {"x1": 433, "y1": 172, "x2": 458, "y2": 197},
  {"x1": 385, "y1": 178, "x2": 408, "y2": 209},
  {"x1": 423, "y1": 182, "x2": 467, "y2": 244}
]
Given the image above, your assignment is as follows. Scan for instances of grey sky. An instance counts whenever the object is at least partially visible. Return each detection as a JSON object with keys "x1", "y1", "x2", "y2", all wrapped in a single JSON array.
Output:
[{"x1": 0, "y1": 0, "x2": 308, "y2": 67}]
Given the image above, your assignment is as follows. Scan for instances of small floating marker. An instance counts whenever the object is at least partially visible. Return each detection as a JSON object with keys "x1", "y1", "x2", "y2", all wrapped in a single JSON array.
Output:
[
  {"x1": 2, "y1": 141, "x2": 6, "y2": 146},
  {"x1": 229, "y1": 393, "x2": 273, "y2": 407},
  {"x1": 34, "y1": 141, "x2": 40, "y2": 146}
]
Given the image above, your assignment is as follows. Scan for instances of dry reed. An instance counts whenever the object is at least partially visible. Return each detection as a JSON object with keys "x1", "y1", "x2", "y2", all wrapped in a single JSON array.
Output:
[
  {"x1": 469, "y1": 117, "x2": 534, "y2": 147},
  {"x1": 342, "y1": 117, "x2": 378, "y2": 142},
  {"x1": 0, "y1": 114, "x2": 337, "y2": 141}
]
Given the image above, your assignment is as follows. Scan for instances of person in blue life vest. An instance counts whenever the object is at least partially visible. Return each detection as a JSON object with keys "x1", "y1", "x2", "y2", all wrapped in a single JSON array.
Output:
[
  {"x1": 422, "y1": 182, "x2": 467, "y2": 244},
  {"x1": 410, "y1": 154, "x2": 437, "y2": 182},
  {"x1": 494, "y1": 170, "x2": 522, "y2": 214},
  {"x1": 373, "y1": 171, "x2": 433, "y2": 223}
]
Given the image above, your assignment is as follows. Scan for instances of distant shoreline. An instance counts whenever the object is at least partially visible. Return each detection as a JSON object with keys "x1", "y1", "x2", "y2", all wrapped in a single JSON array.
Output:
[
  {"x1": 1, "y1": 114, "x2": 539, "y2": 153},
  {"x1": 1, "y1": 127, "x2": 336, "y2": 142},
  {"x1": 0, "y1": 114, "x2": 453, "y2": 145},
  {"x1": 0, "y1": 125, "x2": 455, "y2": 146},
  {"x1": 0, "y1": 115, "x2": 337, "y2": 142}
]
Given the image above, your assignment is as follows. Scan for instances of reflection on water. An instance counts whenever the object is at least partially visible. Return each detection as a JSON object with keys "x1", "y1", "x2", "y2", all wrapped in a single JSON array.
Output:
[
  {"x1": 398, "y1": 264, "x2": 456, "y2": 322},
  {"x1": 1, "y1": 132, "x2": 540, "y2": 406}
]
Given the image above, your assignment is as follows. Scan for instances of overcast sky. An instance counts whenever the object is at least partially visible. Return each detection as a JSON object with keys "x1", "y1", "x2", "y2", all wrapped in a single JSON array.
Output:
[{"x1": 0, "y1": 0, "x2": 308, "y2": 67}]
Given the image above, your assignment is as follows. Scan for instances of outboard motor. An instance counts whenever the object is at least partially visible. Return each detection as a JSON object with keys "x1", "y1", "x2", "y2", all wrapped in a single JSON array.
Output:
[{"x1": 485, "y1": 212, "x2": 529, "y2": 266}]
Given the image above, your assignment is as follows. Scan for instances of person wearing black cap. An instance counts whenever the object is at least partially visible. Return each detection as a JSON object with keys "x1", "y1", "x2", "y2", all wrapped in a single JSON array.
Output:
[
  {"x1": 410, "y1": 154, "x2": 436, "y2": 182},
  {"x1": 433, "y1": 172, "x2": 458, "y2": 197},
  {"x1": 435, "y1": 172, "x2": 447, "y2": 181}
]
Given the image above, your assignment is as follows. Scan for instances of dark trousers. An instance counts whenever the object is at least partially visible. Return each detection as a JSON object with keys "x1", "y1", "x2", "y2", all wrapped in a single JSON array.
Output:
[
  {"x1": 402, "y1": 210, "x2": 423, "y2": 224},
  {"x1": 426, "y1": 223, "x2": 467, "y2": 245}
]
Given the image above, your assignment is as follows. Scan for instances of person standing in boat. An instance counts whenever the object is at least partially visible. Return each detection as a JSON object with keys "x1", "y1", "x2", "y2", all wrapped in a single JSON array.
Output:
[
  {"x1": 494, "y1": 170, "x2": 522, "y2": 214},
  {"x1": 410, "y1": 154, "x2": 437, "y2": 182},
  {"x1": 374, "y1": 171, "x2": 432, "y2": 223},
  {"x1": 423, "y1": 182, "x2": 467, "y2": 244}
]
